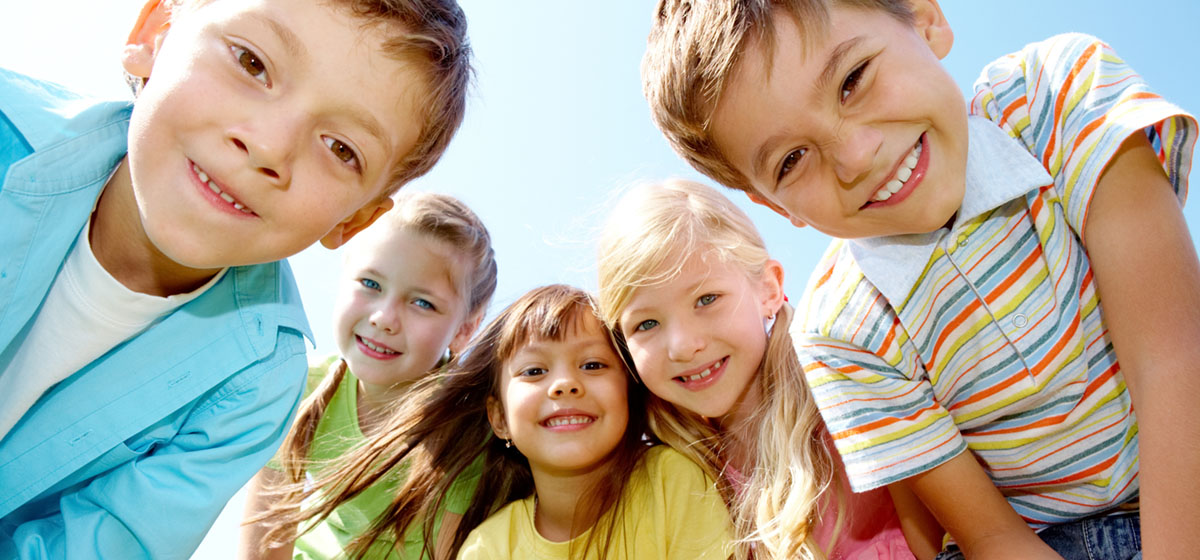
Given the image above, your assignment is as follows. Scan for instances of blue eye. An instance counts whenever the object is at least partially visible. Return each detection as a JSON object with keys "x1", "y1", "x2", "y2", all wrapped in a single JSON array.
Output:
[
  {"x1": 358, "y1": 278, "x2": 380, "y2": 291},
  {"x1": 230, "y1": 44, "x2": 269, "y2": 85},
  {"x1": 696, "y1": 294, "x2": 718, "y2": 307},
  {"x1": 414, "y1": 298, "x2": 436, "y2": 311},
  {"x1": 635, "y1": 319, "x2": 658, "y2": 332}
]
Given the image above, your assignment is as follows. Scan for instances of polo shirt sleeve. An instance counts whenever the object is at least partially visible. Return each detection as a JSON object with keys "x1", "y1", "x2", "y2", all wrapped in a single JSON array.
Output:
[
  {"x1": 969, "y1": 32, "x2": 1197, "y2": 240},
  {"x1": 797, "y1": 331, "x2": 967, "y2": 493}
]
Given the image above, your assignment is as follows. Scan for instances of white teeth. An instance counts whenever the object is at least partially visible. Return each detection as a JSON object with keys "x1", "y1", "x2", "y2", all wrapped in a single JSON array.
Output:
[
  {"x1": 681, "y1": 358, "x2": 723, "y2": 382},
  {"x1": 360, "y1": 337, "x2": 398, "y2": 355},
  {"x1": 547, "y1": 416, "x2": 593, "y2": 427},
  {"x1": 871, "y1": 140, "x2": 923, "y2": 202},
  {"x1": 192, "y1": 162, "x2": 254, "y2": 214}
]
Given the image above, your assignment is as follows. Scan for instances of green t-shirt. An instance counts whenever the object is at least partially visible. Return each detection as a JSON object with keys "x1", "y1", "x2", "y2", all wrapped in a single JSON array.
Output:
[{"x1": 292, "y1": 358, "x2": 482, "y2": 560}]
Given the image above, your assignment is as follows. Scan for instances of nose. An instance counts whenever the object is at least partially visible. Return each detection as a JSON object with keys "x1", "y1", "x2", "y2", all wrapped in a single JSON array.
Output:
[
  {"x1": 665, "y1": 323, "x2": 705, "y2": 363},
  {"x1": 829, "y1": 122, "x2": 882, "y2": 186},
  {"x1": 548, "y1": 373, "x2": 584, "y2": 398},
  {"x1": 369, "y1": 304, "x2": 401, "y2": 334},
  {"x1": 228, "y1": 109, "x2": 297, "y2": 185}
]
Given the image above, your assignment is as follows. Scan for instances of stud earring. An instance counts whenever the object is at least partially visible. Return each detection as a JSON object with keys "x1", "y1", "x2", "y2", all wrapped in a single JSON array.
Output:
[
  {"x1": 764, "y1": 313, "x2": 777, "y2": 335},
  {"x1": 504, "y1": 438, "x2": 512, "y2": 449}
]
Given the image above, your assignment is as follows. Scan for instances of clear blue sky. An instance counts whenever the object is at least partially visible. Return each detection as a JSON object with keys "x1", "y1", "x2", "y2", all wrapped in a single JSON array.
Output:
[{"x1": 2, "y1": 1, "x2": 1198, "y2": 556}]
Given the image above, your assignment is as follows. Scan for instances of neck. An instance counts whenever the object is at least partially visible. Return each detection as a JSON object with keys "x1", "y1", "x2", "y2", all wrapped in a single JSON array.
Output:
[
  {"x1": 90, "y1": 158, "x2": 222, "y2": 297},
  {"x1": 354, "y1": 378, "x2": 415, "y2": 435},
  {"x1": 528, "y1": 458, "x2": 612, "y2": 543},
  {"x1": 717, "y1": 370, "x2": 764, "y2": 471}
]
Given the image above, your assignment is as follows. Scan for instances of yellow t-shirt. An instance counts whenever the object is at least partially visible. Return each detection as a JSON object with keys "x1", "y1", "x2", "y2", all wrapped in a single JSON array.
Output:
[{"x1": 456, "y1": 446, "x2": 732, "y2": 559}]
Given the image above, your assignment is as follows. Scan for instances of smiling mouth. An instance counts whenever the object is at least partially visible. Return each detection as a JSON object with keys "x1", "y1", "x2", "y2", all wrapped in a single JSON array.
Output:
[
  {"x1": 543, "y1": 415, "x2": 595, "y2": 428},
  {"x1": 867, "y1": 137, "x2": 924, "y2": 203},
  {"x1": 192, "y1": 162, "x2": 255, "y2": 215},
  {"x1": 357, "y1": 335, "x2": 399, "y2": 355},
  {"x1": 676, "y1": 357, "x2": 726, "y2": 383}
]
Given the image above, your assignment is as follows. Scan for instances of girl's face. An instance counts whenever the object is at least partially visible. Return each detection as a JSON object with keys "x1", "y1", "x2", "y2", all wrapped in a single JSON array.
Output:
[
  {"x1": 332, "y1": 227, "x2": 478, "y2": 395},
  {"x1": 488, "y1": 315, "x2": 629, "y2": 476},
  {"x1": 618, "y1": 252, "x2": 784, "y2": 421}
]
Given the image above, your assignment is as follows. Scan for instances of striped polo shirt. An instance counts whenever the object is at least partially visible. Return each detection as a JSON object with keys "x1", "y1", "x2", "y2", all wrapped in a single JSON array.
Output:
[{"x1": 792, "y1": 33, "x2": 1195, "y2": 527}]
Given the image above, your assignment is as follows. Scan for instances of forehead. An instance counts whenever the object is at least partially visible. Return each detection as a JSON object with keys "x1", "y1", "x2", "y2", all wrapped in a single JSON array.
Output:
[
  {"x1": 181, "y1": 0, "x2": 429, "y2": 181},
  {"x1": 346, "y1": 228, "x2": 468, "y2": 292}
]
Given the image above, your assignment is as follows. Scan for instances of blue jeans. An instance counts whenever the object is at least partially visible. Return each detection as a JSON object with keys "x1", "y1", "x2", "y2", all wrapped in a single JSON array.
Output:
[{"x1": 933, "y1": 512, "x2": 1140, "y2": 560}]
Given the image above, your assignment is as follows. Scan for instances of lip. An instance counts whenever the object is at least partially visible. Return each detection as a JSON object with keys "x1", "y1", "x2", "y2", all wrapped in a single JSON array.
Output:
[
  {"x1": 540, "y1": 408, "x2": 597, "y2": 432},
  {"x1": 189, "y1": 160, "x2": 258, "y2": 218},
  {"x1": 862, "y1": 133, "x2": 930, "y2": 209},
  {"x1": 355, "y1": 335, "x2": 401, "y2": 360},
  {"x1": 674, "y1": 356, "x2": 727, "y2": 391}
]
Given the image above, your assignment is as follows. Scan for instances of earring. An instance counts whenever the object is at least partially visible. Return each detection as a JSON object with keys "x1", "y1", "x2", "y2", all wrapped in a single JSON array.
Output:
[
  {"x1": 763, "y1": 313, "x2": 777, "y2": 335},
  {"x1": 504, "y1": 438, "x2": 512, "y2": 449}
]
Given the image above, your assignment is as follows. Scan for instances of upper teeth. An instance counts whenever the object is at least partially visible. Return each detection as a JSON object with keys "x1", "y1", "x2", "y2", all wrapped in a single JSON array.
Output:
[
  {"x1": 546, "y1": 416, "x2": 593, "y2": 427},
  {"x1": 871, "y1": 140, "x2": 923, "y2": 202},
  {"x1": 193, "y1": 163, "x2": 253, "y2": 213},
  {"x1": 682, "y1": 358, "x2": 723, "y2": 382},
  {"x1": 361, "y1": 337, "x2": 398, "y2": 354}
]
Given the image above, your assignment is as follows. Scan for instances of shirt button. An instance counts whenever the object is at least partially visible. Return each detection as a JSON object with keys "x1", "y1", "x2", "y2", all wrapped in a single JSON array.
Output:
[
  {"x1": 957, "y1": 235, "x2": 969, "y2": 247},
  {"x1": 1012, "y1": 314, "x2": 1029, "y2": 328}
]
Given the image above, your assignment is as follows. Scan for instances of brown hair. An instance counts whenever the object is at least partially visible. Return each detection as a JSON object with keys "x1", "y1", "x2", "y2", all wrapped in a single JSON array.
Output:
[
  {"x1": 145, "y1": 0, "x2": 472, "y2": 194},
  {"x1": 258, "y1": 285, "x2": 654, "y2": 559},
  {"x1": 642, "y1": 0, "x2": 911, "y2": 193},
  {"x1": 269, "y1": 191, "x2": 496, "y2": 553}
]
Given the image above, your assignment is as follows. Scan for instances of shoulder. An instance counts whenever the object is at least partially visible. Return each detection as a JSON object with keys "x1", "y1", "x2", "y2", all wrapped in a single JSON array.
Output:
[
  {"x1": 793, "y1": 240, "x2": 882, "y2": 342},
  {"x1": 972, "y1": 33, "x2": 1115, "y2": 106},
  {"x1": 0, "y1": 67, "x2": 132, "y2": 152},
  {"x1": 459, "y1": 498, "x2": 528, "y2": 558},
  {"x1": 640, "y1": 445, "x2": 718, "y2": 493}
]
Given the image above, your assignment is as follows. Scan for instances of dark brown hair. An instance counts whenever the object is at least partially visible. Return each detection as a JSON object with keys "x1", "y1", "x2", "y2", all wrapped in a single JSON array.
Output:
[{"x1": 257, "y1": 285, "x2": 654, "y2": 559}]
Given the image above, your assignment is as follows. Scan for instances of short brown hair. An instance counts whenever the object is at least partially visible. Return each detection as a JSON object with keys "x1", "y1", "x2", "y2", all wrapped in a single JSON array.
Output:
[{"x1": 642, "y1": 0, "x2": 911, "y2": 193}]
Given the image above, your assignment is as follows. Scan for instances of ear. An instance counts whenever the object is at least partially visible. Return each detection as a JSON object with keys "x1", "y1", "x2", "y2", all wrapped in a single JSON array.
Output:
[
  {"x1": 758, "y1": 259, "x2": 786, "y2": 317},
  {"x1": 746, "y1": 191, "x2": 807, "y2": 229},
  {"x1": 448, "y1": 309, "x2": 485, "y2": 354},
  {"x1": 485, "y1": 395, "x2": 510, "y2": 440},
  {"x1": 908, "y1": 0, "x2": 954, "y2": 59},
  {"x1": 320, "y1": 197, "x2": 395, "y2": 249},
  {"x1": 122, "y1": 0, "x2": 173, "y2": 79}
]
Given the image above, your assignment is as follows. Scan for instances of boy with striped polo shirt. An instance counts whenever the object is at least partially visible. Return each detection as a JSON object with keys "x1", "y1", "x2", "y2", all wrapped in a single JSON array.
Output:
[{"x1": 642, "y1": 0, "x2": 1197, "y2": 558}]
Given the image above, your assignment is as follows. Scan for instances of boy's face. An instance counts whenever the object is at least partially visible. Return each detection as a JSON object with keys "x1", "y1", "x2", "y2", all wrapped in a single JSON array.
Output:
[
  {"x1": 121, "y1": 0, "x2": 426, "y2": 268},
  {"x1": 709, "y1": 0, "x2": 968, "y2": 239}
]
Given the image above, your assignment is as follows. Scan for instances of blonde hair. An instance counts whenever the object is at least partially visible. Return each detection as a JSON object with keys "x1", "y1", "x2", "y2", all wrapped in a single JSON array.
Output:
[
  {"x1": 596, "y1": 179, "x2": 835, "y2": 559},
  {"x1": 642, "y1": 0, "x2": 912, "y2": 192},
  {"x1": 258, "y1": 285, "x2": 654, "y2": 559}
]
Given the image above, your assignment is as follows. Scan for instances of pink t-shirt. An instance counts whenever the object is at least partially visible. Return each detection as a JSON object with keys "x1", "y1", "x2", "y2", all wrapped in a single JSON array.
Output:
[{"x1": 725, "y1": 454, "x2": 914, "y2": 560}]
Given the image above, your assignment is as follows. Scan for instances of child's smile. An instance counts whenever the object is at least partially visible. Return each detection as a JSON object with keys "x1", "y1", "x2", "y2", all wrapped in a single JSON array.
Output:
[
  {"x1": 709, "y1": 2, "x2": 968, "y2": 239},
  {"x1": 189, "y1": 160, "x2": 256, "y2": 216}
]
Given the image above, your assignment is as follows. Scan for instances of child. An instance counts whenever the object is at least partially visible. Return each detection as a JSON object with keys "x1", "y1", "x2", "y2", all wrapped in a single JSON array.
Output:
[
  {"x1": 641, "y1": 0, "x2": 1198, "y2": 558},
  {"x1": 259, "y1": 284, "x2": 733, "y2": 559},
  {"x1": 239, "y1": 191, "x2": 497, "y2": 560},
  {"x1": 598, "y1": 179, "x2": 919, "y2": 560},
  {"x1": 0, "y1": 0, "x2": 471, "y2": 557}
]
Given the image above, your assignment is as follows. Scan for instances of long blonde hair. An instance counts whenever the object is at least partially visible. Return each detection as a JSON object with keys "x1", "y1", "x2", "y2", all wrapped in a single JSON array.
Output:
[{"x1": 596, "y1": 179, "x2": 835, "y2": 560}]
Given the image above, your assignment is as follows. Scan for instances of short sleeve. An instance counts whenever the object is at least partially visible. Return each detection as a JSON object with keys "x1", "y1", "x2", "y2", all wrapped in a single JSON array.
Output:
[
  {"x1": 796, "y1": 333, "x2": 966, "y2": 492},
  {"x1": 651, "y1": 448, "x2": 734, "y2": 560},
  {"x1": 970, "y1": 32, "x2": 1196, "y2": 239}
]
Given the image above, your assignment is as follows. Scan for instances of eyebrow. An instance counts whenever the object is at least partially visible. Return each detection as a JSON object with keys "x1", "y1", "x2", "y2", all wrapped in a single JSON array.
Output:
[
  {"x1": 250, "y1": 13, "x2": 306, "y2": 62},
  {"x1": 750, "y1": 36, "x2": 865, "y2": 183}
]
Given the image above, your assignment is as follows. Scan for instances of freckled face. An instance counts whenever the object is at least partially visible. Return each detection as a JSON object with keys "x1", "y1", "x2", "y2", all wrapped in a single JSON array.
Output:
[{"x1": 710, "y1": 3, "x2": 968, "y2": 239}]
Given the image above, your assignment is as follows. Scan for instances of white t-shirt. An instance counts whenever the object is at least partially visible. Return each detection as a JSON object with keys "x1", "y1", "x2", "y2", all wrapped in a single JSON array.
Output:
[{"x1": 0, "y1": 218, "x2": 225, "y2": 441}]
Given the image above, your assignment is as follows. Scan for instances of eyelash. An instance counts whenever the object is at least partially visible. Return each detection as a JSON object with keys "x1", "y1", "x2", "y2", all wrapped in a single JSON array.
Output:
[
  {"x1": 413, "y1": 298, "x2": 436, "y2": 311},
  {"x1": 635, "y1": 319, "x2": 658, "y2": 332},
  {"x1": 230, "y1": 44, "x2": 270, "y2": 86},
  {"x1": 358, "y1": 278, "x2": 380, "y2": 291},
  {"x1": 696, "y1": 293, "x2": 718, "y2": 307},
  {"x1": 582, "y1": 360, "x2": 607, "y2": 371},
  {"x1": 323, "y1": 136, "x2": 363, "y2": 173},
  {"x1": 841, "y1": 60, "x2": 869, "y2": 103},
  {"x1": 778, "y1": 148, "x2": 806, "y2": 182}
]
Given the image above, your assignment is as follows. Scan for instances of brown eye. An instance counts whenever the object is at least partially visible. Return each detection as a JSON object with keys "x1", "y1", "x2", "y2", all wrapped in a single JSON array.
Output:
[
  {"x1": 323, "y1": 137, "x2": 362, "y2": 171},
  {"x1": 231, "y1": 45, "x2": 268, "y2": 84}
]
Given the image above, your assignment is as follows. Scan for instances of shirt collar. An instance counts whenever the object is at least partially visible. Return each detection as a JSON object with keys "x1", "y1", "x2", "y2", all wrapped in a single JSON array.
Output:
[{"x1": 848, "y1": 116, "x2": 1053, "y2": 307}]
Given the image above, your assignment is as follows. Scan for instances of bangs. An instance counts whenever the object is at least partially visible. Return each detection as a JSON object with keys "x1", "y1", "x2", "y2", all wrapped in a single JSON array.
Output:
[{"x1": 494, "y1": 287, "x2": 603, "y2": 362}]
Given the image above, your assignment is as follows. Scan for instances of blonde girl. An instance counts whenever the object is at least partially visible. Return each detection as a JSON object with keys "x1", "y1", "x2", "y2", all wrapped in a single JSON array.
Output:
[
  {"x1": 258, "y1": 285, "x2": 732, "y2": 559},
  {"x1": 596, "y1": 179, "x2": 919, "y2": 560},
  {"x1": 241, "y1": 191, "x2": 497, "y2": 560}
]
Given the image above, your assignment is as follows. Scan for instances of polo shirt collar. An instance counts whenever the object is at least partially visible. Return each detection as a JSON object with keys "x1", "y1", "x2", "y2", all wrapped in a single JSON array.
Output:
[{"x1": 847, "y1": 116, "x2": 1052, "y2": 307}]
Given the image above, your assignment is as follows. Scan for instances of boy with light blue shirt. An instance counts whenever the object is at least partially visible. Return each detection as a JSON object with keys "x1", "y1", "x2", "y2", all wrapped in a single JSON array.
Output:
[
  {"x1": 0, "y1": 0, "x2": 471, "y2": 557},
  {"x1": 642, "y1": 0, "x2": 1198, "y2": 558}
]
